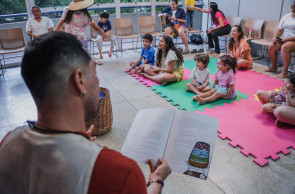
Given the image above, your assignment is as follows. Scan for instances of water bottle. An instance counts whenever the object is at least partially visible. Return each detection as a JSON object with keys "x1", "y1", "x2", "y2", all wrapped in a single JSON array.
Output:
[{"x1": 248, "y1": 29, "x2": 254, "y2": 39}]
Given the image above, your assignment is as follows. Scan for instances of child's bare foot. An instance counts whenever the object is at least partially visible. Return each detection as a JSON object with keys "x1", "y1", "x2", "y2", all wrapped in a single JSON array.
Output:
[
  {"x1": 198, "y1": 97, "x2": 205, "y2": 105},
  {"x1": 161, "y1": 82, "x2": 168, "y2": 85},
  {"x1": 192, "y1": 95, "x2": 199, "y2": 101},
  {"x1": 186, "y1": 88, "x2": 191, "y2": 92}
]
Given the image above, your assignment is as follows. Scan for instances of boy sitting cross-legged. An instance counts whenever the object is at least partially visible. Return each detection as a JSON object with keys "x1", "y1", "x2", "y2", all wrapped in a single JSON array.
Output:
[{"x1": 129, "y1": 34, "x2": 155, "y2": 74}]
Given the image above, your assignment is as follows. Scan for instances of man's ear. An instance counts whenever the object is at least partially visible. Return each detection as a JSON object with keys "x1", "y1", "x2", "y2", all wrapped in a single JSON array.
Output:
[{"x1": 73, "y1": 69, "x2": 87, "y2": 95}]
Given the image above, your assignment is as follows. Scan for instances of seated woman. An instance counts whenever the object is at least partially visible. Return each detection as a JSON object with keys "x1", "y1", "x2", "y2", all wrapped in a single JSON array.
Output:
[
  {"x1": 159, "y1": 0, "x2": 190, "y2": 54},
  {"x1": 227, "y1": 25, "x2": 253, "y2": 69},
  {"x1": 140, "y1": 36, "x2": 184, "y2": 84},
  {"x1": 265, "y1": 1, "x2": 295, "y2": 78},
  {"x1": 190, "y1": 2, "x2": 231, "y2": 55}
]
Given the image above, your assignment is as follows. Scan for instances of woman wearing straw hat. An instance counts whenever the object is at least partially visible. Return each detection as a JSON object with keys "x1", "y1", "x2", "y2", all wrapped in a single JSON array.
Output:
[{"x1": 55, "y1": 0, "x2": 105, "y2": 64}]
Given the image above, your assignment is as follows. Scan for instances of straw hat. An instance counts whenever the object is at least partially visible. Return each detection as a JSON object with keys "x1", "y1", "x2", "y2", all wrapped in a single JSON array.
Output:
[{"x1": 68, "y1": 0, "x2": 94, "y2": 11}]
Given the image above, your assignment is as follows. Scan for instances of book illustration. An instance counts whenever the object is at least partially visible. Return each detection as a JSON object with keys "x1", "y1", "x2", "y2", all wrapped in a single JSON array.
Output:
[{"x1": 184, "y1": 142, "x2": 210, "y2": 180}]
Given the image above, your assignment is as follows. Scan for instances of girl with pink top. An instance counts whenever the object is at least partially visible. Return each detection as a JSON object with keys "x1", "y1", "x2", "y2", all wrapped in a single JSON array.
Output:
[
  {"x1": 55, "y1": 0, "x2": 105, "y2": 65},
  {"x1": 190, "y1": 2, "x2": 231, "y2": 55},
  {"x1": 193, "y1": 54, "x2": 237, "y2": 104}
]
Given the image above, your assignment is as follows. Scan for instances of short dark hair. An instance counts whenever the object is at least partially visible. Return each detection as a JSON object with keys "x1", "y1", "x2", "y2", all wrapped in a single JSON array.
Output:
[
  {"x1": 21, "y1": 31, "x2": 91, "y2": 104},
  {"x1": 288, "y1": 72, "x2": 295, "y2": 85},
  {"x1": 99, "y1": 12, "x2": 109, "y2": 19},
  {"x1": 32, "y1": 5, "x2": 40, "y2": 11},
  {"x1": 171, "y1": 0, "x2": 178, "y2": 4},
  {"x1": 194, "y1": 54, "x2": 210, "y2": 67},
  {"x1": 143, "y1": 34, "x2": 153, "y2": 43}
]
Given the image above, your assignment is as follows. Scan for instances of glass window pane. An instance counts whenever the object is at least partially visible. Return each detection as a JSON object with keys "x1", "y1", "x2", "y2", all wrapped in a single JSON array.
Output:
[
  {"x1": 35, "y1": 0, "x2": 72, "y2": 8},
  {"x1": 94, "y1": 0, "x2": 114, "y2": 4},
  {"x1": 0, "y1": 0, "x2": 27, "y2": 23},
  {"x1": 89, "y1": 8, "x2": 115, "y2": 15},
  {"x1": 121, "y1": 0, "x2": 150, "y2": 3},
  {"x1": 121, "y1": 7, "x2": 151, "y2": 13}
]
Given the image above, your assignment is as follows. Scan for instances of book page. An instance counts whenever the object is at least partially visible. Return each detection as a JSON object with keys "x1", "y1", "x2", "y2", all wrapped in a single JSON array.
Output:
[
  {"x1": 121, "y1": 108, "x2": 175, "y2": 164},
  {"x1": 163, "y1": 110, "x2": 219, "y2": 179}
]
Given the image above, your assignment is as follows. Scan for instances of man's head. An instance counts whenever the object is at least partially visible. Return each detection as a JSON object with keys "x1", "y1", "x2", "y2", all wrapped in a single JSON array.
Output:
[
  {"x1": 292, "y1": 0, "x2": 295, "y2": 12},
  {"x1": 21, "y1": 31, "x2": 99, "y2": 121},
  {"x1": 170, "y1": 0, "x2": 178, "y2": 10},
  {"x1": 142, "y1": 34, "x2": 153, "y2": 49},
  {"x1": 99, "y1": 12, "x2": 109, "y2": 23},
  {"x1": 32, "y1": 5, "x2": 41, "y2": 19}
]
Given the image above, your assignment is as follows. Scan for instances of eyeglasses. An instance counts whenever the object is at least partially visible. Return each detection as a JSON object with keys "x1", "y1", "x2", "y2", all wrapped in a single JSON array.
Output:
[
  {"x1": 33, "y1": 10, "x2": 40, "y2": 13},
  {"x1": 217, "y1": 62, "x2": 224, "y2": 66}
]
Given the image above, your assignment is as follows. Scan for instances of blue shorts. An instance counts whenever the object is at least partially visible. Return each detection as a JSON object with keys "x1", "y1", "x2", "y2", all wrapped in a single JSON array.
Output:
[{"x1": 215, "y1": 85, "x2": 236, "y2": 99}]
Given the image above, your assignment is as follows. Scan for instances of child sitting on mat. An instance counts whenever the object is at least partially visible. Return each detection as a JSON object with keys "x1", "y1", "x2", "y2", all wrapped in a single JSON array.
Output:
[
  {"x1": 256, "y1": 72, "x2": 295, "y2": 127},
  {"x1": 186, "y1": 54, "x2": 211, "y2": 94},
  {"x1": 128, "y1": 34, "x2": 155, "y2": 74},
  {"x1": 193, "y1": 54, "x2": 237, "y2": 104}
]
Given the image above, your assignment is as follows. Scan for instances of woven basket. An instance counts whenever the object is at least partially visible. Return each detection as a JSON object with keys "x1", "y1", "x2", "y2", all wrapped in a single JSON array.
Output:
[{"x1": 85, "y1": 87, "x2": 113, "y2": 136}]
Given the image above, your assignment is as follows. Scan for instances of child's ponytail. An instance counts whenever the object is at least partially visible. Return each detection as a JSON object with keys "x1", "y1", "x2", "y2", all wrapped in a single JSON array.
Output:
[{"x1": 219, "y1": 54, "x2": 237, "y2": 74}]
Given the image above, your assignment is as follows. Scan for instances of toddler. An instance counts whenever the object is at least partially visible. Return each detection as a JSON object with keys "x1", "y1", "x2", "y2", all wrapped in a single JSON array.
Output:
[
  {"x1": 257, "y1": 72, "x2": 295, "y2": 127},
  {"x1": 129, "y1": 34, "x2": 155, "y2": 74},
  {"x1": 186, "y1": 54, "x2": 211, "y2": 94},
  {"x1": 193, "y1": 54, "x2": 237, "y2": 104}
]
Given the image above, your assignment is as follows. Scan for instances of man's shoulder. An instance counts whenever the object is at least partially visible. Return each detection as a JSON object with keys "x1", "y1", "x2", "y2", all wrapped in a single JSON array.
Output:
[{"x1": 98, "y1": 148, "x2": 138, "y2": 168}]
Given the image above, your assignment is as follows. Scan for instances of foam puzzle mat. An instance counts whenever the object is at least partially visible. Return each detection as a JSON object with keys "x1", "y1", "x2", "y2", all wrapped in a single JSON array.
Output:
[{"x1": 125, "y1": 58, "x2": 295, "y2": 166}]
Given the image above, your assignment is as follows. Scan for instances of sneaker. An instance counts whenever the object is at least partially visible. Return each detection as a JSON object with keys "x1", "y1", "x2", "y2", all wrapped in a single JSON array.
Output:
[{"x1": 94, "y1": 58, "x2": 102, "y2": 65}]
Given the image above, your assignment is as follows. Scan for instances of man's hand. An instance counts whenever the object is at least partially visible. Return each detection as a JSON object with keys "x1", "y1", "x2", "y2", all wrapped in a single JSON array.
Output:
[
  {"x1": 86, "y1": 125, "x2": 97, "y2": 141},
  {"x1": 147, "y1": 158, "x2": 171, "y2": 182}
]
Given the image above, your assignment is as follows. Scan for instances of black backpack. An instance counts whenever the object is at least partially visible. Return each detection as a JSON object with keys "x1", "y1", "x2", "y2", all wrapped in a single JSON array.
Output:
[{"x1": 190, "y1": 34, "x2": 203, "y2": 45}]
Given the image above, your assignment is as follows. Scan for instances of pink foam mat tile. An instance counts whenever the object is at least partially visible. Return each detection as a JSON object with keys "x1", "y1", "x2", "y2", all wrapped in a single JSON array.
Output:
[
  {"x1": 200, "y1": 98, "x2": 295, "y2": 167},
  {"x1": 125, "y1": 69, "x2": 159, "y2": 87},
  {"x1": 210, "y1": 69, "x2": 285, "y2": 96},
  {"x1": 234, "y1": 70, "x2": 285, "y2": 95}
]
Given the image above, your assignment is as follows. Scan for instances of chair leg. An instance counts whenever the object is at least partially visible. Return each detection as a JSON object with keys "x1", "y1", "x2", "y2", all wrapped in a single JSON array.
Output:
[{"x1": 0, "y1": 55, "x2": 6, "y2": 77}]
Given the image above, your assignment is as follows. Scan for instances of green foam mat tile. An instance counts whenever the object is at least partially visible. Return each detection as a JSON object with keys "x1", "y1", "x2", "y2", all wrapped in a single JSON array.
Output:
[{"x1": 150, "y1": 80, "x2": 248, "y2": 112}]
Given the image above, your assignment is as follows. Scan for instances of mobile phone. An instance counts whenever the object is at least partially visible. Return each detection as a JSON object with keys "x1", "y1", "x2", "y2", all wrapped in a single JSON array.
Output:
[{"x1": 276, "y1": 36, "x2": 282, "y2": 41}]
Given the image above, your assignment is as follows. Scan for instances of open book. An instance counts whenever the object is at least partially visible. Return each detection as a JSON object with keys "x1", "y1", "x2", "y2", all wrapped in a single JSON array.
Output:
[{"x1": 121, "y1": 108, "x2": 219, "y2": 180}]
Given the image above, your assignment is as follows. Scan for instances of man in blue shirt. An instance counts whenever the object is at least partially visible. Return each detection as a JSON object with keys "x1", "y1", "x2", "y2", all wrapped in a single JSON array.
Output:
[{"x1": 158, "y1": 0, "x2": 190, "y2": 54}]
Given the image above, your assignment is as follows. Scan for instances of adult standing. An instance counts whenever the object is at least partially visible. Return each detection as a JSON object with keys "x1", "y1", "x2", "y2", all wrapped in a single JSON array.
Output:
[
  {"x1": 159, "y1": 0, "x2": 190, "y2": 54},
  {"x1": 191, "y1": 2, "x2": 231, "y2": 55},
  {"x1": 26, "y1": 5, "x2": 53, "y2": 39},
  {"x1": 227, "y1": 25, "x2": 253, "y2": 69},
  {"x1": 0, "y1": 31, "x2": 171, "y2": 194},
  {"x1": 265, "y1": 1, "x2": 295, "y2": 78}
]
